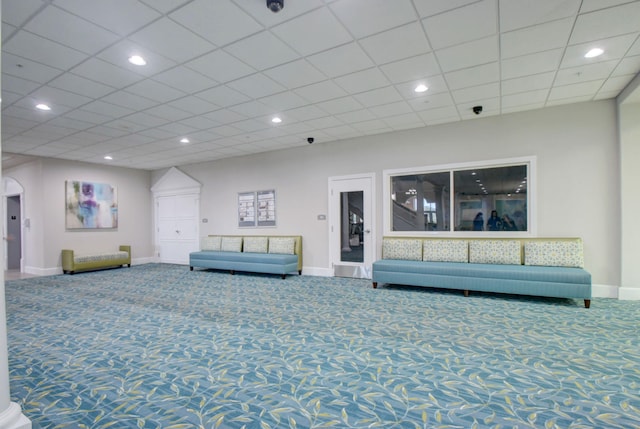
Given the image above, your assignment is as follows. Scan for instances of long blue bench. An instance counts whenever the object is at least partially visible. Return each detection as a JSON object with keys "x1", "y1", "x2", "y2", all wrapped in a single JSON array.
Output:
[
  {"x1": 189, "y1": 235, "x2": 302, "y2": 279},
  {"x1": 372, "y1": 237, "x2": 592, "y2": 308}
]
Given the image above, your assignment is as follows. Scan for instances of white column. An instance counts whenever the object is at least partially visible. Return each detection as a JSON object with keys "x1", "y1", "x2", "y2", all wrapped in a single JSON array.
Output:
[{"x1": 0, "y1": 4, "x2": 32, "y2": 422}]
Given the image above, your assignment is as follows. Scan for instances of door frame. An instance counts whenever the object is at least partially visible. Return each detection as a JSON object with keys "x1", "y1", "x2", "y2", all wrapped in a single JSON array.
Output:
[
  {"x1": 328, "y1": 173, "x2": 376, "y2": 278},
  {"x1": 3, "y1": 177, "x2": 25, "y2": 272}
]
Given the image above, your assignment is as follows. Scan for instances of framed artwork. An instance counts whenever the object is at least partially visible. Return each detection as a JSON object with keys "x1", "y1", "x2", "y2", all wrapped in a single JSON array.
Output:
[
  {"x1": 65, "y1": 180, "x2": 118, "y2": 229},
  {"x1": 257, "y1": 190, "x2": 276, "y2": 227},
  {"x1": 238, "y1": 191, "x2": 256, "y2": 227}
]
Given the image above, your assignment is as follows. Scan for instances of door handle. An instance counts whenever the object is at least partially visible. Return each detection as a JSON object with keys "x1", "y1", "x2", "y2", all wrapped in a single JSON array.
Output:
[{"x1": 364, "y1": 229, "x2": 371, "y2": 234}]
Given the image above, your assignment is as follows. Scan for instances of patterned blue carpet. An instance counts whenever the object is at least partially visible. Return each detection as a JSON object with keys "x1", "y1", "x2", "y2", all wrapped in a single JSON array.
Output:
[{"x1": 6, "y1": 263, "x2": 640, "y2": 428}]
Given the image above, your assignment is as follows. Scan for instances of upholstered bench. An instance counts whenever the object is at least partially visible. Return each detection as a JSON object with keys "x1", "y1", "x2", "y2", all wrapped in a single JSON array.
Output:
[
  {"x1": 189, "y1": 235, "x2": 302, "y2": 278},
  {"x1": 372, "y1": 238, "x2": 592, "y2": 308},
  {"x1": 62, "y1": 245, "x2": 131, "y2": 274}
]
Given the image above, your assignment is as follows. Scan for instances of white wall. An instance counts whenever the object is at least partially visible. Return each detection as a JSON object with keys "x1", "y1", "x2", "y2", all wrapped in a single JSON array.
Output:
[
  {"x1": 5, "y1": 158, "x2": 153, "y2": 274},
  {"x1": 162, "y1": 100, "x2": 619, "y2": 289},
  {"x1": 620, "y1": 102, "x2": 640, "y2": 298}
]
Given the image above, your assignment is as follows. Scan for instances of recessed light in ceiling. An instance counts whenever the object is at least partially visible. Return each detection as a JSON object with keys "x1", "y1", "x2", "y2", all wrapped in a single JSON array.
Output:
[
  {"x1": 35, "y1": 103, "x2": 51, "y2": 111},
  {"x1": 104, "y1": 155, "x2": 113, "y2": 160},
  {"x1": 414, "y1": 84, "x2": 428, "y2": 93},
  {"x1": 128, "y1": 55, "x2": 147, "y2": 66},
  {"x1": 584, "y1": 48, "x2": 603, "y2": 58},
  {"x1": 180, "y1": 138, "x2": 190, "y2": 144},
  {"x1": 271, "y1": 117, "x2": 282, "y2": 124}
]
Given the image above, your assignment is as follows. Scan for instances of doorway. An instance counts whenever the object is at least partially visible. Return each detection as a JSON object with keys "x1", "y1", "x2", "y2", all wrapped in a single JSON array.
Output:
[
  {"x1": 156, "y1": 194, "x2": 199, "y2": 264},
  {"x1": 6, "y1": 195, "x2": 21, "y2": 270},
  {"x1": 329, "y1": 174, "x2": 375, "y2": 279}
]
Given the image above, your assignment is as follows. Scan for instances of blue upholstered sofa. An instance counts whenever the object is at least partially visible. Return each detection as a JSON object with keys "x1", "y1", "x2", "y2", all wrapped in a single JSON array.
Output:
[
  {"x1": 189, "y1": 235, "x2": 302, "y2": 279},
  {"x1": 372, "y1": 237, "x2": 592, "y2": 308}
]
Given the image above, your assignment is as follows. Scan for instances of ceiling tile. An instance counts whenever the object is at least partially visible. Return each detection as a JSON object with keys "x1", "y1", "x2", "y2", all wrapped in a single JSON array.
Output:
[
  {"x1": 571, "y1": 2, "x2": 640, "y2": 44},
  {"x1": 272, "y1": 8, "x2": 353, "y2": 56},
  {"x1": 501, "y1": 72, "x2": 555, "y2": 95},
  {"x1": 413, "y1": 0, "x2": 479, "y2": 18},
  {"x1": 48, "y1": 73, "x2": 115, "y2": 99},
  {"x1": 613, "y1": 56, "x2": 640, "y2": 76},
  {"x1": 452, "y1": 82, "x2": 499, "y2": 103},
  {"x1": 2, "y1": 0, "x2": 46, "y2": 27},
  {"x1": 561, "y1": 34, "x2": 637, "y2": 69},
  {"x1": 500, "y1": 49, "x2": 563, "y2": 80},
  {"x1": 548, "y1": 80, "x2": 605, "y2": 100},
  {"x1": 445, "y1": 62, "x2": 499, "y2": 90},
  {"x1": 129, "y1": 17, "x2": 215, "y2": 63},
  {"x1": 499, "y1": 0, "x2": 580, "y2": 32},
  {"x1": 394, "y1": 75, "x2": 449, "y2": 100},
  {"x1": 195, "y1": 85, "x2": 251, "y2": 108},
  {"x1": 501, "y1": 88, "x2": 549, "y2": 109},
  {"x1": 80, "y1": 100, "x2": 135, "y2": 119},
  {"x1": 408, "y1": 91, "x2": 456, "y2": 112},
  {"x1": 369, "y1": 101, "x2": 413, "y2": 118},
  {"x1": 25, "y1": 6, "x2": 120, "y2": 54},
  {"x1": 307, "y1": 43, "x2": 374, "y2": 78},
  {"x1": 1, "y1": 74, "x2": 42, "y2": 96},
  {"x1": 203, "y1": 109, "x2": 247, "y2": 124},
  {"x1": 360, "y1": 23, "x2": 431, "y2": 64},
  {"x1": 70, "y1": 58, "x2": 145, "y2": 88},
  {"x1": 502, "y1": 18, "x2": 574, "y2": 59},
  {"x1": 170, "y1": 96, "x2": 219, "y2": 115},
  {"x1": 284, "y1": 105, "x2": 328, "y2": 121},
  {"x1": 152, "y1": 66, "x2": 218, "y2": 94},
  {"x1": 263, "y1": 60, "x2": 326, "y2": 90},
  {"x1": 125, "y1": 79, "x2": 185, "y2": 103},
  {"x1": 2, "y1": 31, "x2": 86, "y2": 70},
  {"x1": 554, "y1": 60, "x2": 619, "y2": 86},
  {"x1": 315, "y1": 96, "x2": 364, "y2": 115},
  {"x1": 580, "y1": 0, "x2": 635, "y2": 13},
  {"x1": 259, "y1": 92, "x2": 309, "y2": 111},
  {"x1": 97, "y1": 40, "x2": 178, "y2": 77},
  {"x1": 334, "y1": 68, "x2": 391, "y2": 94},
  {"x1": 30, "y1": 86, "x2": 93, "y2": 108},
  {"x1": 295, "y1": 80, "x2": 348, "y2": 103},
  {"x1": 226, "y1": 74, "x2": 286, "y2": 99},
  {"x1": 335, "y1": 109, "x2": 376, "y2": 124},
  {"x1": 101, "y1": 90, "x2": 159, "y2": 111},
  {"x1": 186, "y1": 50, "x2": 255, "y2": 83},
  {"x1": 236, "y1": 0, "x2": 325, "y2": 28},
  {"x1": 170, "y1": 0, "x2": 262, "y2": 47},
  {"x1": 436, "y1": 36, "x2": 498, "y2": 72},
  {"x1": 380, "y1": 53, "x2": 441, "y2": 84},
  {"x1": 225, "y1": 31, "x2": 299, "y2": 71},
  {"x1": 423, "y1": 0, "x2": 497, "y2": 50},
  {"x1": 144, "y1": 104, "x2": 193, "y2": 122},
  {"x1": 228, "y1": 101, "x2": 275, "y2": 118},
  {"x1": 330, "y1": 0, "x2": 417, "y2": 38},
  {"x1": 2, "y1": 52, "x2": 63, "y2": 83},
  {"x1": 54, "y1": 0, "x2": 161, "y2": 36},
  {"x1": 354, "y1": 86, "x2": 403, "y2": 107}
]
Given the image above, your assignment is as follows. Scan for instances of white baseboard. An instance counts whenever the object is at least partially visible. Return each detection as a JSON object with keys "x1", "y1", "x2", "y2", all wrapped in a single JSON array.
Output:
[
  {"x1": 133, "y1": 257, "x2": 155, "y2": 265},
  {"x1": 24, "y1": 266, "x2": 60, "y2": 276},
  {"x1": 301, "y1": 266, "x2": 333, "y2": 277},
  {"x1": 618, "y1": 286, "x2": 640, "y2": 300}
]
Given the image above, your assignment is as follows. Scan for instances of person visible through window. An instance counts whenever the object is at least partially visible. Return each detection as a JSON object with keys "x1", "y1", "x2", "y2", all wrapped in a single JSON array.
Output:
[
  {"x1": 473, "y1": 212, "x2": 484, "y2": 231},
  {"x1": 487, "y1": 210, "x2": 502, "y2": 231}
]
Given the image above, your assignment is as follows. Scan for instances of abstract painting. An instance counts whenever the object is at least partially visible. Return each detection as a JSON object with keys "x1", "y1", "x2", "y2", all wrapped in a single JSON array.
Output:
[{"x1": 65, "y1": 180, "x2": 118, "y2": 229}]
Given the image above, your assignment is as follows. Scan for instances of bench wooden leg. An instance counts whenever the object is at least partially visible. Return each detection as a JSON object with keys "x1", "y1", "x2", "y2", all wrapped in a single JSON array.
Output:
[
  {"x1": 372, "y1": 282, "x2": 377, "y2": 289},
  {"x1": 464, "y1": 290, "x2": 469, "y2": 297},
  {"x1": 190, "y1": 266, "x2": 193, "y2": 271},
  {"x1": 298, "y1": 270, "x2": 302, "y2": 275},
  {"x1": 281, "y1": 274, "x2": 286, "y2": 279},
  {"x1": 230, "y1": 270, "x2": 235, "y2": 275},
  {"x1": 584, "y1": 299, "x2": 591, "y2": 308}
]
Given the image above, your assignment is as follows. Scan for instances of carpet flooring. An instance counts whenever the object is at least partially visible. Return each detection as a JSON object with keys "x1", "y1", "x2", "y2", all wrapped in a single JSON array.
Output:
[{"x1": 6, "y1": 263, "x2": 640, "y2": 428}]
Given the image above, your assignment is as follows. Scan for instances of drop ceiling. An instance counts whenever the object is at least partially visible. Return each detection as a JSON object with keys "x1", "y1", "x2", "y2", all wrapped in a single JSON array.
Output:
[{"x1": 2, "y1": 0, "x2": 639, "y2": 171}]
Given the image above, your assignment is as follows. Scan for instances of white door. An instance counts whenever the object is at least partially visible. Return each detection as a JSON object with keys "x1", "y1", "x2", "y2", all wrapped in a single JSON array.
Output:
[
  {"x1": 156, "y1": 194, "x2": 199, "y2": 264},
  {"x1": 329, "y1": 174, "x2": 375, "y2": 279}
]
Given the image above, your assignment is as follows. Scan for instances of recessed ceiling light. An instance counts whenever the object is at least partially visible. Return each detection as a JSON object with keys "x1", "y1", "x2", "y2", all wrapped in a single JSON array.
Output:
[
  {"x1": 104, "y1": 155, "x2": 113, "y2": 160},
  {"x1": 584, "y1": 48, "x2": 603, "y2": 58},
  {"x1": 414, "y1": 84, "x2": 428, "y2": 93},
  {"x1": 271, "y1": 117, "x2": 282, "y2": 124},
  {"x1": 180, "y1": 138, "x2": 190, "y2": 144},
  {"x1": 128, "y1": 55, "x2": 147, "y2": 66},
  {"x1": 35, "y1": 103, "x2": 51, "y2": 111}
]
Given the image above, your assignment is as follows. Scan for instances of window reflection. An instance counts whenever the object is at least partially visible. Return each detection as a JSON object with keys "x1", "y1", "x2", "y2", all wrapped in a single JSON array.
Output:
[
  {"x1": 391, "y1": 172, "x2": 450, "y2": 231},
  {"x1": 454, "y1": 165, "x2": 527, "y2": 232},
  {"x1": 389, "y1": 164, "x2": 528, "y2": 233}
]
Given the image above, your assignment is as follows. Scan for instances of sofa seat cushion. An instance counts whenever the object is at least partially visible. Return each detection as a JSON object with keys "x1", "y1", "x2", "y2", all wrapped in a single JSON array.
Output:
[
  {"x1": 372, "y1": 260, "x2": 591, "y2": 285},
  {"x1": 190, "y1": 251, "x2": 297, "y2": 265},
  {"x1": 74, "y1": 251, "x2": 129, "y2": 264}
]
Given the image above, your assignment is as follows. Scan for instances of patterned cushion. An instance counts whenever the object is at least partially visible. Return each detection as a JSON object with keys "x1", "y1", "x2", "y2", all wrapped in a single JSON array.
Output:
[
  {"x1": 243, "y1": 236, "x2": 268, "y2": 253},
  {"x1": 524, "y1": 241, "x2": 584, "y2": 268},
  {"x1": 268, "y1": 237, "x2": 295, "y2": 254},
  {"x1": 201, "y1": 236, "x2": 221, "y2": 251},
  {"x1": 220, "y1": 236, "x2": 243, "y2": 252},
  {"x1": 469, "y1": 240, "x2": 521, "y2": 265},
  {"x1": 423, "y1": 240, "x2": 468, "y2": 263},
  {"x1": 382, "y1": 239, "x2": 423, "y2": 261}
]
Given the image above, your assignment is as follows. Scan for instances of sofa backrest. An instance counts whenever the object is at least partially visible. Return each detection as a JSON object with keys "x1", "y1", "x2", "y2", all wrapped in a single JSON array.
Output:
[
  {"x1": 381, "y1": 236, "x2": 584, "y2": 268},
  {"x1": 204, "y1": 235, "x2": 303, "y2": 272}
]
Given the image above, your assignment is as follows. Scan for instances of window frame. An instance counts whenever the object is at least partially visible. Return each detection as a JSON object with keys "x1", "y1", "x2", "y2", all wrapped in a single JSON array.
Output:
[{"x1": 383, "y1": 156, "x2": 536, "y2": 237}]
